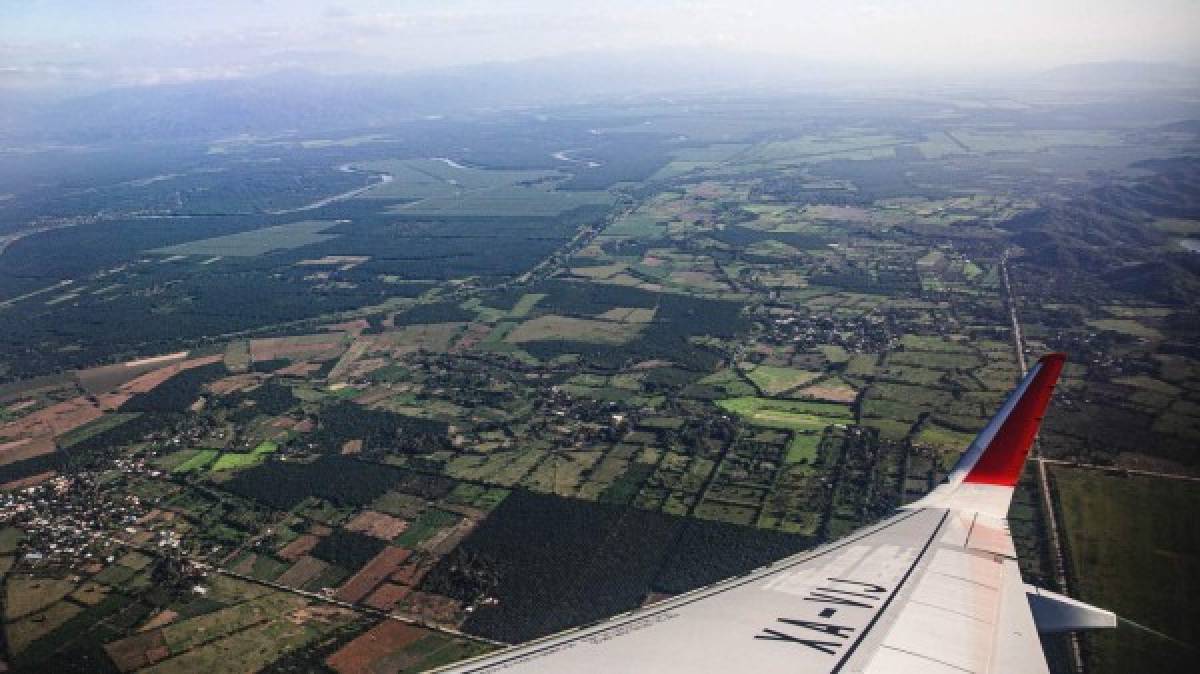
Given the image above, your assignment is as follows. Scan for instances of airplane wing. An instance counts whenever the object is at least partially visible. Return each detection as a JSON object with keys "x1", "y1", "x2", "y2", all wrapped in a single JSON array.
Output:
[{"x1": 436, "y1": 353, "x2": 1114, "y2": 673}]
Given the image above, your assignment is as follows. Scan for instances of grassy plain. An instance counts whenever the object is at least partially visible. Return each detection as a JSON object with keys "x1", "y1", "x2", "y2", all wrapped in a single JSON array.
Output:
[
  {"x1": 211, "y1": 452, "x2": 266, "y2": 471},
  {"x1": 354, "y1": 158, "x2": 612, "y2": 216},
  {"x1": 505, "y1": 315, "x2": 641, "y2": 344},
  {"x1": 742, "y1": 365, "x2": 820, "y2": 395},
  {"x1": 1053, "y1": 467, "x2": 1199, "y2": 674},
  {"x1": 717, "y1": 397, "x2": 853, "y2": 431},
  {"x1": 172, "y1": 449, "x2": 219, "y2": 473},
  {"x1": 1085, "y1": 318, "x2": 1163, "y2": 339},
  {"x1": 152, "y1": 221, "x2": 339, "y2": 257}
]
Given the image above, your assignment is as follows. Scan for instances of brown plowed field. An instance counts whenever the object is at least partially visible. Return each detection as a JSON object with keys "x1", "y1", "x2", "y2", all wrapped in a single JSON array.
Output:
[
  {"x1": 344, "y1": 511, "x2": 408, "y2": 540},
  {"x1": 333, "y1": 547, "x2": 412, "y2": 604},
  {"x1": 325, "y1": 620, "x2": 430, "y2": 674},
  {"x1": 364, "y1": 583, "x2": 411, "y2": 611},
  {"x1": 104, "y1": 628, "x2": 169, "y2": 672},
  {"x1": 278, "y1": 534, "x2": 321, "y2": 562}
]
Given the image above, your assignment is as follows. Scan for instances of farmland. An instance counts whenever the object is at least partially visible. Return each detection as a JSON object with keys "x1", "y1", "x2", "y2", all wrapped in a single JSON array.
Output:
[
  {"x1": 1052, "y1": 468, "x2": 1200, "y2": 674},
  {"x1": 0, "y1": 87, "x2": 1198, "y2": 672}
]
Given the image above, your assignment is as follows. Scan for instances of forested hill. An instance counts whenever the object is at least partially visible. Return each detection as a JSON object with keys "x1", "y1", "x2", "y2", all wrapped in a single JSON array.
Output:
[{"x1": 1005, "y1": 157, "x2": 1200, "y2": 305}]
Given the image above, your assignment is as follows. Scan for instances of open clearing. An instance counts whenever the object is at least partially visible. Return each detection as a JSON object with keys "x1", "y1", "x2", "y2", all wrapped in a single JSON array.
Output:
[
  {"x1": 505, "y1": 315, "x2": 641, "y2": 344},
  {"x1": 717, "y1": 397, "x2": 853, "y2": 431},
  {"x1": 1085, "y1": 318, "x2": 1163, "y2": 339},
  {"x1": 389, "y1": 187, "x2": 612, "y2": 217},
  {"x1": 1053, "y1": 467, "x2": 1199, "y2": 674},
  {"x1": 211, "y1": 452, "x2": 266, "y2": 471},
  {"x1": 172, "y1": 449, "x2": 219, "y2": 473},
  {"x1": 76, "y1": 352, "x2": 188, "y2": 394},
  {"x1": 742, "y1": 364, "x2": 821, "y2": 395},
  {"x1": 353, "y1": 158, "x2": 612, "y2": 216},
  {"x1": 152, "y1": 221, "x2": 339, "y2": 257}
]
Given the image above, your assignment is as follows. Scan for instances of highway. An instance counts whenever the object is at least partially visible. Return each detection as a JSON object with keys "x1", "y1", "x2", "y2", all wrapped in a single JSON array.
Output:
[
  {"x1": 1000, "y1": 251, "x2": 1084, "y2": 674},
  {"x1": 1036, "y1": 457, "x2": 1200, "y2": 482}
]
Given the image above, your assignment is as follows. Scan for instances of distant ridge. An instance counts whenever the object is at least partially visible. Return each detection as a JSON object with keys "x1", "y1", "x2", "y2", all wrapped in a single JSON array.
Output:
[{"x1": 1036, "y1": 60, "x2": 1200, "y2": 88}]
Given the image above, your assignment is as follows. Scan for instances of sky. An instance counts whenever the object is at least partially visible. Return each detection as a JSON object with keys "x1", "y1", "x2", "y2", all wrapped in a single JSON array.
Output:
[{"x1": 2, "y1": 0, "x2": 1198, "y2": 92}]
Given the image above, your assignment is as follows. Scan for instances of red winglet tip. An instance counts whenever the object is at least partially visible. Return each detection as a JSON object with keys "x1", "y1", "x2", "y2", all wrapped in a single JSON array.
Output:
[{"x1": 963, "y1": 352, "x2": 1066, "y2": 487}]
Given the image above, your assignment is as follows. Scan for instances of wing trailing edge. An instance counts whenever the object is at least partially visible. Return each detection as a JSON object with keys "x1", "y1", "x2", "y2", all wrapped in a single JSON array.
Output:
[{"x1": 911, "y1": 353, "x2": 1066, "y2": 517}]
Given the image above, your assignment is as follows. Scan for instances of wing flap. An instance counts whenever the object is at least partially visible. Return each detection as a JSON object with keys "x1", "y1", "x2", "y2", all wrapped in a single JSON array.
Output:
[{"x1": 868, "y1": 600, "x2": 996, "y2": 673}]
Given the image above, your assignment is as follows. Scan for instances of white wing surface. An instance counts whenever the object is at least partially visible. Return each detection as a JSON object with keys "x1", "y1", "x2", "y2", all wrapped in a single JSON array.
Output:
[{"x1": 437, "y1": 353, "x2": 1114, "y2": 673}]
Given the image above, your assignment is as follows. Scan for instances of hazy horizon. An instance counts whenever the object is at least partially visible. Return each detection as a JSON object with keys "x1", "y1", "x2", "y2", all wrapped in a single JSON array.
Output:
[{"x1": 3, "y1": 0, "x2": 1199, "y2": 95}]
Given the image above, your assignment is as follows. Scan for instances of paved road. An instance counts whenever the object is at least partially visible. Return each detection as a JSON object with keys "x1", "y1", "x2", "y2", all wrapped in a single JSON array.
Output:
[
  {"x1": 1037, "y1": 457, "x2": 1200, "y2": 483},
  {"x1": 1001, "y1": 253, "x2": 1084, "y2": 674}
]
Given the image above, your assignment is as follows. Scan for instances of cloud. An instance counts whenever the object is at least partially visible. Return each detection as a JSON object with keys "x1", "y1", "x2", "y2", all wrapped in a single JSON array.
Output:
[{"x1": 3, "y1": 0, "x2": 1199, "y2": 94}]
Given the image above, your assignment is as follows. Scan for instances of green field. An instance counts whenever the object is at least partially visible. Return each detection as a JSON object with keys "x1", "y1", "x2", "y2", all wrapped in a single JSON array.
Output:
[
  {"x1": 352, "y1": 158, "x2": 612, "y2": 216},
  {"x1": 604, "y1": 215, "x2": 665, "y2": 238},
  {"x1": 743, "y1": 365, "x2": 820, "y2": 395},
  {"x1": 739, "y1": 134, "x2": 904, "y2": 164},
  {"x1": 211, "y1": 452, "x2": 267, "y2": 471},
  {"x1": 508, "y1": 293, "x2": 546, "y2": 318},
  {"x1": 395, "y1": 508, "x2": 461, "y2": 547},
  {"x1": 1085, "y1": 319, "x2": 1163, "y2": 339},
  {"x1": 717, "y1": 397, "x2": 853, "y2": 431},
  {"x1": 816, "y1": 345, "x2": 850, "y2": 364},
  {"x1": 172, "y1": 449, "x2": 219, "y2": 473},
  {"x1": 1053, "y1": 467, "x2": 1199, "y2": 674},
  {"x1": 505, "y1": 315, "x2": 641, "y2": 344},
  {"x1": 152, "y1": 221, "x2": 339, "y2": 257},
  {"x1": 695, "y1": 369, "x2": 756, "y2": 396},
  {"x1": 389, "y1": 186, "x2": 612, "y2": 217},
  {"x1": 785, "y1": 433, "x2": 821, "y2": 464},
  {"x1": 914, "y1": 424, "x2": 976, "y2": 451},
  {"x1": 356, "y1": 159, "x2": 555, "y2": 196}
]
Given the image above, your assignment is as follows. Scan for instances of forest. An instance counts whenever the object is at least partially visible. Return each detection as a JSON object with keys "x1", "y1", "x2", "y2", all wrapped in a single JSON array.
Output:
[
  {"x1": 120, "y1": 363, "x2": 229, "y2": 413},
  {"x1": 308, "y1": 400, "x2": 450, "y2": 454},
  {"x1": 311, "y1": 528, "x2": 388, "y2": 569},
  {"x1": 217, "y1": 381, "x2": 301, "y2": 422},
  {"x1": 0, "y1": 207, "x2": 612, "y2": 382},
  {"x1": 530, "y1": 280, "x2": 659, "y2": 315},
  {"x1": 222, "y1": 456, "x2": 408, "y2": 509},
  {"x1": 421, "y1": 489, "x2": 809, "y2": 643}
]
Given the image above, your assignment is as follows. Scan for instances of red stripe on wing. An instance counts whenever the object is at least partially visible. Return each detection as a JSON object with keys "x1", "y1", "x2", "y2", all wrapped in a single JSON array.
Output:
[{"x1": 963, "y1": 353, "x2": 1067, "y2": 486}]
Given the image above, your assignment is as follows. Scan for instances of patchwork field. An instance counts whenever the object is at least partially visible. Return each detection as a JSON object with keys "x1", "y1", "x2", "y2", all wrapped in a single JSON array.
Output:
[{"x1": 0, "y1": 92, "x2": 1195, "y2": 674}]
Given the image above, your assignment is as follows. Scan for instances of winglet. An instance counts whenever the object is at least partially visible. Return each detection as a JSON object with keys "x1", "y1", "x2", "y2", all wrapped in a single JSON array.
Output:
[
  {"x1": 962, "y1": 353, "x2": 1066, "y2": 486},
  {"x1": 910, "y1": 353, "x2": 1066, "y2": 515}
]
